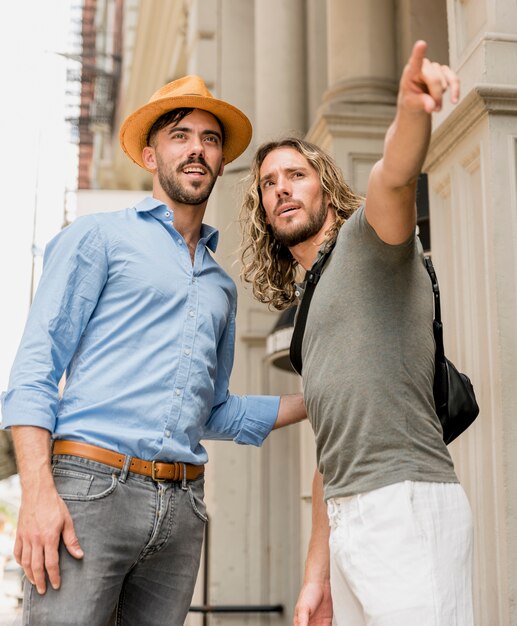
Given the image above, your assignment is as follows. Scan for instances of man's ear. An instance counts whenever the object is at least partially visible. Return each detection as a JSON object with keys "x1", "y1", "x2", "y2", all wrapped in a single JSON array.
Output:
[
  {"x1": 218, "y1": 159, "x2": 225, "y2": 177},
  {"x1": 142, "y1": 146, "x2": 157, "y2": 171}
]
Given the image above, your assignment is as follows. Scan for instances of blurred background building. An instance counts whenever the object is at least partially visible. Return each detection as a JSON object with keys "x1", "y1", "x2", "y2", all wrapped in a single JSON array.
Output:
[{"x1": 3, "y1": 0, "x2": 517, "y2": 624}]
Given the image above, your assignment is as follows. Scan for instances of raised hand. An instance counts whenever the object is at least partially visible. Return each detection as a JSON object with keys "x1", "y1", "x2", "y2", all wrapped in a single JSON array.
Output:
[{"x1": 399, "y1": 40, "x2": 460, "y2": 114}]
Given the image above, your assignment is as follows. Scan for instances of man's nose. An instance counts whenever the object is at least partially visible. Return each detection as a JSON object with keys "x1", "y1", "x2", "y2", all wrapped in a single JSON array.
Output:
[
  {"x1": 276, "y1": 176, "x2": 291, "y2": 197},
  {"x1": 187, "y1": 135, "x2": 205, "y2": 157}
]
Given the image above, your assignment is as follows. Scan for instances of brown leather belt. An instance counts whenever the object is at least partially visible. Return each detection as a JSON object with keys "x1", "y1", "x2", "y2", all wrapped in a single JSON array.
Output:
[{"x1": 52, "y1": 440, "x2": 204, "y2": 482}]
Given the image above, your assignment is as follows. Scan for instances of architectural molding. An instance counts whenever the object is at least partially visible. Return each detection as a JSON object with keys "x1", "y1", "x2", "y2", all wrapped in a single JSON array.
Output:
[
  {"x1": 434, "y1": 175, "x2": 451, "y2": 200},
  {"x1": 306, "y1": 102, "x2": 395, "y2": 147},
  {"x1": 460, "y1": 145, "x2": 481, "y2": 174},
  {"x1": 322, "y1": 76, "x2": 398, "y2": 106},
  {"x1": 425, "y1": 84, "x2": 517, "y2": 171}
]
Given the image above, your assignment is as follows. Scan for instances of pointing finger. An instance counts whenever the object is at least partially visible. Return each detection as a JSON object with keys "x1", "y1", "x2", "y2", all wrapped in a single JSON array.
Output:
[{"x1": 407, "y1": 40, "x2": 428, "y2": 78}]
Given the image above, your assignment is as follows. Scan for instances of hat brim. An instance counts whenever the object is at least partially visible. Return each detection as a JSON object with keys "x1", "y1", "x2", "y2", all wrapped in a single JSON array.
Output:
[{"x1": 119, "y1": 95, "x2": 252, "y2": 169}]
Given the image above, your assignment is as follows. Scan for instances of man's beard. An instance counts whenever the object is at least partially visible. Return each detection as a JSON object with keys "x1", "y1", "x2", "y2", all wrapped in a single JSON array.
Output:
[
  {"x1": 157, "y1": 154, "x2": 220, "y2": 205},
  {"x1": 269, "y1": 200, "x2": 329, "y2": 248}
]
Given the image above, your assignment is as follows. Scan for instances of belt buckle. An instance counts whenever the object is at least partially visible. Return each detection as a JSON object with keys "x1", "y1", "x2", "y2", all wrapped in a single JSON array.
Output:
[{"x1": 151, "y1": 461, "x2": 166, "y2": 482}]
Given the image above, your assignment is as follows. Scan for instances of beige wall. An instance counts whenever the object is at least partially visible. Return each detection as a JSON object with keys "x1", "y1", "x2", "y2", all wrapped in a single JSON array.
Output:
[
  {"x1": 425, "y1": 1, "x2": 517, "y2": 618},
  {"x1": 97, "y1": 0, "x2": 517, "y2": 623}
]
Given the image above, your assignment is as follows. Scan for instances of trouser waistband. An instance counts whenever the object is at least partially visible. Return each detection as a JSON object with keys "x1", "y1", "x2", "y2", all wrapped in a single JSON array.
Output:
[{"x1": 52, "y1": 439, "x2": 204, "y2": 482}]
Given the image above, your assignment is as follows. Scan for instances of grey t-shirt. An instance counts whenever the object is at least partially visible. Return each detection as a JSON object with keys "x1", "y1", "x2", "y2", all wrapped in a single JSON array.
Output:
[{"x1": 302, "y1": 207, "x2": 458, "y2": 500}]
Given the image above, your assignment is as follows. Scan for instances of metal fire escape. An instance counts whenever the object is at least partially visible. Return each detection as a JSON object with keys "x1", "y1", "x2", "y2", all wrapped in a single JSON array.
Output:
[{"x1": 65, "y1": 0, "x2": 122, "y2": 189}]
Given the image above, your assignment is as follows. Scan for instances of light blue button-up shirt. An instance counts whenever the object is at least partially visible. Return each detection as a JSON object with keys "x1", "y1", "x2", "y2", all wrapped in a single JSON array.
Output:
[{"x1": 1, "y1": 197, "x2": 279, "y2": 463}]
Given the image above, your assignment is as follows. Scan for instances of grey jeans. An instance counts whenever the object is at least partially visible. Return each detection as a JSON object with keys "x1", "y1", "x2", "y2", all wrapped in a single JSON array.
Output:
[{"x1": 22, "y1": 455, "x2": 207, "y2": 626}]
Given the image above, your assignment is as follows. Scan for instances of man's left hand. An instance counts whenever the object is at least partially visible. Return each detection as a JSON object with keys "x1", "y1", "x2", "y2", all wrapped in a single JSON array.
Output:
[{"x1": 399, "y1": 40, "x2": 460, "y2": 114}]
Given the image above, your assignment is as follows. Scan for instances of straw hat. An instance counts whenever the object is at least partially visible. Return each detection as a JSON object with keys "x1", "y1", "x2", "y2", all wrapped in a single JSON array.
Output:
[{"x1": 119, "y1": 75, "x2": 252, "y2": 169}]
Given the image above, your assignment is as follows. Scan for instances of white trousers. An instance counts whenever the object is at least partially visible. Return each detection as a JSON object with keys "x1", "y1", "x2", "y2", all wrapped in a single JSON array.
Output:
[{"x1": 327, "y1": 481, "x2": 474, "y2": 626}]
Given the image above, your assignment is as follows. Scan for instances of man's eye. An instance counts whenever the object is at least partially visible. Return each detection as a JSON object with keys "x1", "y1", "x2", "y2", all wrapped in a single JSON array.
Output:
[
  {"x1": 263, "y1": 180, "x2": 274, "y2": 189},
  {"x1": 172, "y1": 132, "x2": 186, "y2": 140},
  {"x1": 293, "y1": 172, "x2": 304, "y2": 178},
  {"x1": 204, "y1": 135, "x2": 219, "y2": 143}
]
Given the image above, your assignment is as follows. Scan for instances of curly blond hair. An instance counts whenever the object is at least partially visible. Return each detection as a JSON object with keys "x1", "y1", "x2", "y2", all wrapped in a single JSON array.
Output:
[{"x1": 239, "y1": 138, "x2": 364, "y2": 310}]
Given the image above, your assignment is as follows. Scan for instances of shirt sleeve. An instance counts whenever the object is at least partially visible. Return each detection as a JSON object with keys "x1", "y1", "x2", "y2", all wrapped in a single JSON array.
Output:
[
  {"x1": 201, "y1": 298, "x2": 280, "y2": 445},
  {"x1": 202, "y1": 393, "x2": 280, "y2": 446},
  {"x1": 1, "y1": 216, "x2": 108, "y2": 432},
  {"x1": 358, "y1": 205, "x2": 416, "y2": 263}
]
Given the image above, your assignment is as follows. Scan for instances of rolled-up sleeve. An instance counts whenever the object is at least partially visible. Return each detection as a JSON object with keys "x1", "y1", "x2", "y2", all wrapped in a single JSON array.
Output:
[
  {"x1": 202, "y1": 393, "x2": 279, "y2": 446},
  {"x1": 1, "y1": 216, "x2": 108, "y2": 432}
]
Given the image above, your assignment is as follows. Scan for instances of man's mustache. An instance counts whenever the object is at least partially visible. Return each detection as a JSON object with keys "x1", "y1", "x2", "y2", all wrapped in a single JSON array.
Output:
[{"x1": 177, "y1": 156, "x2": 213, "y2": 177}]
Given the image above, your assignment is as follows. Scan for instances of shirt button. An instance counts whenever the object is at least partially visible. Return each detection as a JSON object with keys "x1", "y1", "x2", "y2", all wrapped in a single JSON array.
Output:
[
  {"x1": 189, "y1": 310, "x2": 194, "y2": 317},
  {"x1": 184, "y1": 348, "x2": 191, "y2": 356},
  {"x1": 295, "y1": 290, "x2": 300, "y2": 297},
  {"x1": 175, "y1": 388, "x2": 181, "y2": 396},
  {"x1": 178, "y1": 240, "x2": 183, "y2": 245},
  {"x1": 165, "y1": 430, "x2": 171, "y2": 438},
  {"x1": 164, "y1": 211, "x2": 171, "y2": 218}
]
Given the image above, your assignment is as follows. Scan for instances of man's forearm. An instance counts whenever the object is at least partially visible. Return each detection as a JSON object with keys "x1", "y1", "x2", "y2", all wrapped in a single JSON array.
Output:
[
  {"x1": 12, "y1": 425, "x2": 83, "y2": 594},
  {"x1": 273, "y1": 393, "x2": 306, "y2": 429},
  {"x1": 11, "y1": 425, "x2": 54, "y2": 494},
  {"x1": 381, "y1": 109, "x2": 431, "y2": 189},
  {"x1": 304, "y1": 469, "x2": 330, "y2": 583}
]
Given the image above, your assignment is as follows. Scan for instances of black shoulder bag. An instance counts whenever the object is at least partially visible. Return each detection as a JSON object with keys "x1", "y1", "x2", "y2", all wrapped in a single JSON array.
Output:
[
  {"x1": 423, "y1": 256, "x2": 479, "y2": 444},
  {"x1": 289, "y1": 248, "x2": 480, "y2": 445}
]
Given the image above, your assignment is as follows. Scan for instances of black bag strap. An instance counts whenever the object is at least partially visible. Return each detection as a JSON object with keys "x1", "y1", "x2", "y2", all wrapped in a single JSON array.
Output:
[
  {"x1": 289, "y1": 247, "x2": 445, "y2": 375},
  {"x1": 289, "y1": 243, "x2": 336, "y2": 375},
  {"x1": 423, "y1": 256, "x2": 445, "y2": 361}
]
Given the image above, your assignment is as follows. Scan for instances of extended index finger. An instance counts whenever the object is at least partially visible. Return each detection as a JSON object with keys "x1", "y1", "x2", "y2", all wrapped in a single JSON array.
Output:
[{"x1": 407, "y1": 40, "x2": 428, "y2": 77}]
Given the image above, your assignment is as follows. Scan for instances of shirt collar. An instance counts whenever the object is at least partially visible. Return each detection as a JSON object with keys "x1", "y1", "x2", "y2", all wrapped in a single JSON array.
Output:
[{"x1": 135, "y1": 196, "x2": 219, "y2": 252}]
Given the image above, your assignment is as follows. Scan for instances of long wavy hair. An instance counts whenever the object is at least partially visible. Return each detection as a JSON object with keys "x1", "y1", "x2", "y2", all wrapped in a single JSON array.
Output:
[{"x1": 239, "y1": 138, "x2": 364, "y2": 310}]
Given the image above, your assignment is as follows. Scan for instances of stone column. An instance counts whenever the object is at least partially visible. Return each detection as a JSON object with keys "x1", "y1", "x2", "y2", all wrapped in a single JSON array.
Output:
[
  {"x1": 254, "y1": 0, "x2": 307, "y2": 143},
  {"x1": 252, "y1": 3, "x2": 309, "y2": 619},
  {"x1": 326, "y1": 0, "x2": 397, "y2": 106},
  {"x1": 307, "y1": 0, "x2": 398, "y2": 194},
  {"x1": 200, "y1": 1, "x2": 308, "y2": 623},
  {"x1": 306, "y1": 0, "x2": 328, "y2": 124}
]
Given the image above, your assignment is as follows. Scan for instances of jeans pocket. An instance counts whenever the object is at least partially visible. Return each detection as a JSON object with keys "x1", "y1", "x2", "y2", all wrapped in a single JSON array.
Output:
[
  {"x1": 187, "y1": 478, "x2": 208, "y2": 523},
  {"x1": 53, "y1": 465, "x2": 118, "y2": 502}
]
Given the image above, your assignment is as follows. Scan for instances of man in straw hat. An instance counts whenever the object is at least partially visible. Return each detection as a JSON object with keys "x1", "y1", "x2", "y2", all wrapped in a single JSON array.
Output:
[
  {"x1": 1, "y1": 75, "x2": 306, "y2": 625},
  {"x1": 240, "y1": 42, "x2": 474, "y2": 625}
]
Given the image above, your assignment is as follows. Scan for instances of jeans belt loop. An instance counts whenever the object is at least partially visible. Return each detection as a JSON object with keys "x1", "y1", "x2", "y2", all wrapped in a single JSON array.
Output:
[
  {"x1": 119, "y1": 455, "x2": 132, "y2": 484},
  {"x1": 181, "y1": 463, "x2": 188, "y2": 490}
]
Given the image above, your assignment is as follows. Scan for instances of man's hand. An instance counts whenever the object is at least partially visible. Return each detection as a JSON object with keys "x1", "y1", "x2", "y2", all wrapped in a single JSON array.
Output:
[
  {"x1": 11, "y1": 426, "x2": 83, "y2": 594},
  {"x1": 294, "y1": 580, "x2": 333, "y2": 626},
  {"x1": 14, "y1": 487, "x2": 84, "y2": 594},
  {"x1": 399, "y1": 40, "x2": 460, "y2": 114}
]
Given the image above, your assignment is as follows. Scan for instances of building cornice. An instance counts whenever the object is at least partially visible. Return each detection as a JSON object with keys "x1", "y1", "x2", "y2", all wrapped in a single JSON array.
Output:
[
  {"x1": 425, "y1": 84, "x2": 517, "y2": 171},
  {"x1": 306, "y1": 101, "x2": 396, "y2": 147}
]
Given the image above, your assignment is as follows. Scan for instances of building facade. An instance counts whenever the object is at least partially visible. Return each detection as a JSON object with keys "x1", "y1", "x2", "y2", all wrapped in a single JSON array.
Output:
[{"x1": 76, "y1": 1, "x2": 517, "y2": 623}]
